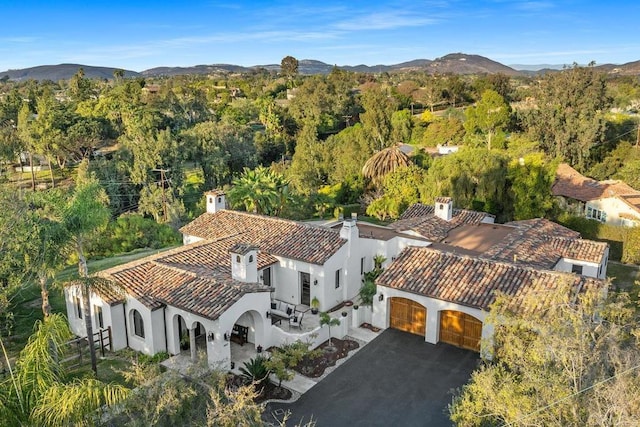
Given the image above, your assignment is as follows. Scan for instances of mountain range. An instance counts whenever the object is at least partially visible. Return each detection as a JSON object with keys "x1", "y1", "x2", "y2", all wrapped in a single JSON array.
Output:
[{"x1": 1, "y1": 53, "x2": 639, "y2": 82}]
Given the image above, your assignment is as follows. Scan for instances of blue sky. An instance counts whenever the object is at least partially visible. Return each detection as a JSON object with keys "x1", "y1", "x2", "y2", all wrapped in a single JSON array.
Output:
[{"x1": 1, "y1": 0, "x2": 639, "y2": 71}]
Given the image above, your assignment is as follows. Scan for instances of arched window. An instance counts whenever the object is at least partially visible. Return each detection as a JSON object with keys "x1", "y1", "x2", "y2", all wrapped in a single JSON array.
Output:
[
  {"x1": 248, "y1": 255, "x2": 254, "y2": 263},
  {"x1": 132, "y1": 309, "x2": 145, "y2": 338}
]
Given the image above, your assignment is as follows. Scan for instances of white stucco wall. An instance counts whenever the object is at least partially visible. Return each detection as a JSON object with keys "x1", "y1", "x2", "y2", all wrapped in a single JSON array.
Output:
[
  {"x1": 554, "y1": 258, "x2": 600, "y2": 278},
  {"x1": 586, "y1": 197, "x2": 640, "y2": 226},
  {"x1": 372, "y1": 286, "x2": 491, "y2": 356},
  {"x1": 64, "y1": 285, "x2": 128, "y2": 351}
]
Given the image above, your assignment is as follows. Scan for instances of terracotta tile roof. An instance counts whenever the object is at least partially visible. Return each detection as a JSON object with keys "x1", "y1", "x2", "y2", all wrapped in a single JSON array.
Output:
[
  {"x1": 484, "y1": 218, "x2": 606, "y2": 266},
  {"x1": 552, "y1": 164, "x2": 640, "y2": 211},
  {"x1": 180, "y1": 210, "x2": 346, "y2": 265},
  {"x1": 391, "y1": 203, "x2": 492, "y2": 241},
  {"x1": 376, "y1": 247, "x2": 606, "y2": 313},
  {"x1": 95, "y1": 238, "x2": 273, "y2": 319},
  {"x1": 618, "y1": 194, "x2": 640, "y2": 217}
]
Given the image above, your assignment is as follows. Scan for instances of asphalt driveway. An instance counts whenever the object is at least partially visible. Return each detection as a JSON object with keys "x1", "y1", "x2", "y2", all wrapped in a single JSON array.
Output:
[{"x1": 265, "y1": 328, "x2": 480, "y2": 427}]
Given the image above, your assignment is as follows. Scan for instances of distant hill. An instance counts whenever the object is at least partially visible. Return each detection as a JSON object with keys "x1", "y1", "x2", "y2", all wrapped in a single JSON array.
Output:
[
  {"x1": 0, "y1": 64, "x2": 139, "y2": 81},
  {"x1": 594, "y1": 59, "x2": 640, "y2": 76},
  {"x1": 141, "y1": 63, "x2": 253, "y2": 77},
  {"x1": 510, "y1": 64, "x2": 565, "y2": 71},
  {"x1": 3, "y1": 54, "x2": 639, "y2": 81}
]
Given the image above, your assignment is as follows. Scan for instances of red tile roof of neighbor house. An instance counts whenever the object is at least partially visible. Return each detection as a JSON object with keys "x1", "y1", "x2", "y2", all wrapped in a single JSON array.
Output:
[
  {"x1": 95, "y1": 238, "x2": 273, "y2": 319},
  {"x1": 376, "y1": 246, "x2": 606, "y2": 313},
  {"x1": 180, "y1": 210, "x2": 346, "y2": 265},
  {"x1": 552, "y1": 163, "x2": 640, "y2": 211},
  {"x1": 391, "y1": 203, "x2": 493, "y2": 241}
]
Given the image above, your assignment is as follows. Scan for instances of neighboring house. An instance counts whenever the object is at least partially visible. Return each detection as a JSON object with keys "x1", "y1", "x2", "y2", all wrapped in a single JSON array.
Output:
[
  {"x1": 65, "y1": 193, "x2": 608, "y2": 366},
  {"x1": 552, "y1": 163, "x2": 640, "y2": 227}
]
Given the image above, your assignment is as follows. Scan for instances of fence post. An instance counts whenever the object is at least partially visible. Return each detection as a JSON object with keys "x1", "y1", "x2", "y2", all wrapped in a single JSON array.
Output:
[
  {"x1": 108, "y1": 326, "x2": 112, "y2": 352},
  {"x1": 99, "y1": 329, "x2": 105, "y2": 358},
  {"x1": 77, "y1": 340, "x2": 82, "y2": 365}
]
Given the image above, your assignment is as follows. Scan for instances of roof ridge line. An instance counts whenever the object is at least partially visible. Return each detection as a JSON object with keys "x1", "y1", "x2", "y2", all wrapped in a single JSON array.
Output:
[{"x1": 416, "y1": 245, "x2": 604, "y2": 281}]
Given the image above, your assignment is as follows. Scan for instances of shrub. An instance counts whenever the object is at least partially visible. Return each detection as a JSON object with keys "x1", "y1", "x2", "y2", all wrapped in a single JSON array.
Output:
[
  {"x1": 89, "y1": 214, "x2": 181, "y2": 257},
  {"x1": 556, "y1": 213, "x2": 629, "y2": 261}
]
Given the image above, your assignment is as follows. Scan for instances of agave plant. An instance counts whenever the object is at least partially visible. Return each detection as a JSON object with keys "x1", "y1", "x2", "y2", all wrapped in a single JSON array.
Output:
[{"x1": 239, "y1": 355, "x2": 271, "y2": 392}]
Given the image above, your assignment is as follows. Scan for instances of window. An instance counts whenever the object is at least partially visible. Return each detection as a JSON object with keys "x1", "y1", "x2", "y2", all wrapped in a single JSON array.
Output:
[
  {"x1": 74, "y1": 296, "x2": 82, "y2": 319},
  {"x1": 94, "y1": 305, "x2": 103, "y2": 329},
  {"x1": 262, "y1": 267, "x2": 272, "y2": 287},
  {"x1": 217, "y1": 197, "x2": 222, "y2": 203},
  {"x1": 586, "y1": 206, "x2": 606, "y2": 223},
  {"x1": 572, "y1": 264, "x2": 584, "y2": 275},
  {"x1": 208, "y1": 196, "x2": 213, "y2": 204},
  {"x1": 248, "y1": 255, "x2": 254, "y2": 263},
  {"x1": 360, "y1": 257, "x2": 365, "y2": 275},
  {"x1": 335, "y1": 269, "x2": 341, "y2": 289},
  {"x1": 132, "y1": 310, "x2": 145, "y2": 338},
  {"x1": 236, "y1": 255, "x2": 241, "y2": 262}
]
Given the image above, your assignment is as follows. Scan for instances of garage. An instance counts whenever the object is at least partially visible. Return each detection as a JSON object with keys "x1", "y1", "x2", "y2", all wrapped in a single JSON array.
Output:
[
  {"x1": 439, "y1": 310, "x2": 482, "y2": 351},
  {"x1": 389, "y1": 297, "x2": 426, "y2": 336}
]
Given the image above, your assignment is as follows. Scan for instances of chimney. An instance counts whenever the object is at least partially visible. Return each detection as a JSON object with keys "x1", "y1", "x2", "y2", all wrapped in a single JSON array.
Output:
[
  {"x1": 206, "y1": 190, "x2": 226, "y2": 214},
  {"x1": 434, "y1": 197, "x2": 453, "y2": 221},
  {"x1": 229, "y1": 243, "x2": 258, "y2": 283},
  {"x1": 340, "y1": 214, "x2": 359, "y2": 240}
]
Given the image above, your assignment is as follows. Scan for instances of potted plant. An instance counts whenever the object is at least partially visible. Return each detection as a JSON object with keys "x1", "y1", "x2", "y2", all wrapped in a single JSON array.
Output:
[{"x1": 311, "y1": 297, "x2": 320, "y2": 314}]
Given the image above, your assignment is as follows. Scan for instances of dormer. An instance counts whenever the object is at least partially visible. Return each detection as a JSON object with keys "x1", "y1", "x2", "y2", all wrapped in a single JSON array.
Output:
[
  {"x1": 435, "y1": 197, "x2": 453, "y2": 221},
  {"x1": 206, "y1": 190, "x2": 226, "y2": 214},
  {"x1": 229, "y1": 243, "x2": 258, "y2": 283}
]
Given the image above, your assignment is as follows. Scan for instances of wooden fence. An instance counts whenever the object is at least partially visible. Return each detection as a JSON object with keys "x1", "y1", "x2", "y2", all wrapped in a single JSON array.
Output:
[{"x1": 64, "y1": 327, "x2": 112, "y2": 368}]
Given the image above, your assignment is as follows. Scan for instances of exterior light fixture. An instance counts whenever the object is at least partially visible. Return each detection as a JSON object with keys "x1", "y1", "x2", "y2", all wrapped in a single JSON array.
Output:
[
  {"x1": 378, "y1": 294, "x2": 384, "y2": 302},
  {"x1": 313, "y1": 279, "x2": 318, "y2": 286},
  {"x1": 207, "y1": 332, "x2": 215, "y2": 342},
  {"x1": 224, "y1": 332, "x2": 230, "y2": 341},
  {"x1": 266, "y1": 311, "x2": 271, "y2": 318}
]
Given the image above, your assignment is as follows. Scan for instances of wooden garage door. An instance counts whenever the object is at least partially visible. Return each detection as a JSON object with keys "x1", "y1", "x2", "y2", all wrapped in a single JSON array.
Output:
[
  {"x1": 439, "y1": 311, "x2": 482, "y2": 351},
  {"x1": 390, "y1": 297, "x2": 426, "y2": 336}
]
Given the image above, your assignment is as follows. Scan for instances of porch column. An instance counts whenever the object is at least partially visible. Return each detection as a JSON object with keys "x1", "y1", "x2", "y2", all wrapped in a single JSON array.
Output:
[{"x1": 189, "y1": 327, "x2": 197, "y2": 363}]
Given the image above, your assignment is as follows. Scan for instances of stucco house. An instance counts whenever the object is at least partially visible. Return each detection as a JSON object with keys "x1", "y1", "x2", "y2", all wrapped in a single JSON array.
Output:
[
  {"x1": 552, "y1": 163, "x2": 640, "y2": 227},
  {"x1": 65, "y1": 193, "x2": 608, "y2": 366}
]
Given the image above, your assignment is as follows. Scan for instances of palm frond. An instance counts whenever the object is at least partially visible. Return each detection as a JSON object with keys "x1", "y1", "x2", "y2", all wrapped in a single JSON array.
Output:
[{"x1": 31, "y1": 378, "x2": 129, "y2": 427}]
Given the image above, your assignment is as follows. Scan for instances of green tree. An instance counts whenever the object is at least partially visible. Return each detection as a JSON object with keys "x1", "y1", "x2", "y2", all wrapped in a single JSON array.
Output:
[
  {"x1": 423, "y1": 148, "x2": 511, "y2": 220},
  {"x1": 319, "y1": 312, "x2": 341, "y2": 349},
  {"x1": 390, "y1": 109, "x2": 414, "y2": 144},
  {"x1": 360, "y1": 85, "x2": 397, "y2": 151},
  {"x1": 421, "y1": 116, "x2": 465, "y2": 147},
  {"x1": 464, "y1": 89, "x2": 511, "y2": 150},
  {"x1": 280, "y1": 55, "x2": 299, "y2": 82},
  {"x1": 288, "y1": 123, "x2": 329, "y2": 194},
  {"x1": 508, "y1": 153, "x2": 557, "y2": 220},
  {"x1": 522, "y1": 64, "x2": 610, "y2": 171},
  {"x1": 228, "y1": 166, "x2": 290, "y2": 215},
  {"x1": 63, "y1": 162, "x2": 112, "y2": 375},
  {"x1": 366, "y1": 164, "x2": 427, "y2": 220},
  {"x1": 0, "y1": 313, "x2": 128, "y2": 426},
  {"x1": 450, "y1": 283, "x2": 640, "y2": 427}
]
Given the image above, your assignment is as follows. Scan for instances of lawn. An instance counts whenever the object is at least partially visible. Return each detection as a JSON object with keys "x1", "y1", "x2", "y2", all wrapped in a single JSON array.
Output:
[{"x1": 607, "y1": 261, "x2": 640, "y2": 300}]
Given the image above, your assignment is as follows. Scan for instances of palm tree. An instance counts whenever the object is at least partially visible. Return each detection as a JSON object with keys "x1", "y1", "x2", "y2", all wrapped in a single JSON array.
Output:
[
  {"x1": 62, "y1": 161, "x2": 112, "y2": 375},
  {"x1": 362, "y1": 145, "x2": 411, "y2": 186},
  {"x1": 319, "y1": 312, "x2": 341, "y2": 349},
  {"x1": 0, "y1": 313, "x2": 128, "y2": 426},
  {"x1": 228, "y1": 166, "x2": 289, "y2": 215}
]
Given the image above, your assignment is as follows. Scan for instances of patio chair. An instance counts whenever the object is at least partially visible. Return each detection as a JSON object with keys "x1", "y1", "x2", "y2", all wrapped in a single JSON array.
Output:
[{"x1": 289, "y1": 312, "x2": 304, "y2": 329}]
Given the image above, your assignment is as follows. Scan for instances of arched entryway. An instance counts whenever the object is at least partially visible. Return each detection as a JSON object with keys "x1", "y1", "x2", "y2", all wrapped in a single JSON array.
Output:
[
  {"x1": 439, "y1": 310, "x2": 482, "y2": 351},
  {"x1": 173, "y1": 314, "x2": 208, "y2": 361},
  {"x1": 229, "y1": 310, "x2": 266, "y2": 368},
  {"x1": 389, "y1": 297, "x2": 426, "y2": 336}
]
